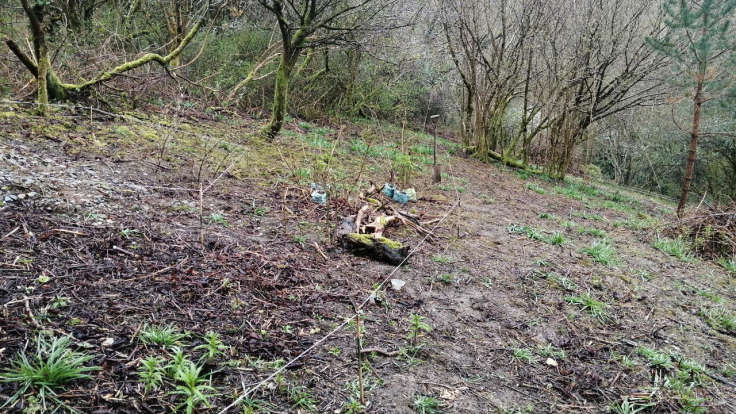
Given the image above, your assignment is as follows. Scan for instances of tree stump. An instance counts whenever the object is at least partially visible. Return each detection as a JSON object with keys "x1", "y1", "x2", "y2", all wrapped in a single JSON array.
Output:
[{"x1": 341, "y1": 233, "x2": 409, "y2": 265}]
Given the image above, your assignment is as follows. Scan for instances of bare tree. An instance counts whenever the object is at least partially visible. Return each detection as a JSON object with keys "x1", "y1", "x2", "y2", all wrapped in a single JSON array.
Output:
[{"x1": 252, "y1": 0, "x2": 401, "y2": 139}]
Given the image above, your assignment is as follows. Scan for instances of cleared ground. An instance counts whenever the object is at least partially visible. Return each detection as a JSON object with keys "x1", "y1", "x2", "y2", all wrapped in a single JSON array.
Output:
[{"x1": 1, "y1": 105, "x2": 734, "y2": 413}]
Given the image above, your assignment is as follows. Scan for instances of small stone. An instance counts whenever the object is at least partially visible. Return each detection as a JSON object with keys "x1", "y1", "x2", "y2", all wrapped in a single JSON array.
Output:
[
  {"x1": 545, "y1": 357, "x2": 558, "y2": 367},
  {"x1": 101, "y1": 337, "x2": 115, "y2": 347}
]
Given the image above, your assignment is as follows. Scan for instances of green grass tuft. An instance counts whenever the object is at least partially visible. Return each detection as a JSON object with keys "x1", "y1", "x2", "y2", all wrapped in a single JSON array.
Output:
[
  {"x1": 653, "y1": 237, "x2": 693, "y2": 262},
  {"x1": 140, "y1": 324, "x2": 188, "y2": 347},
  {"x1": 717, "y1": 257, "x2": 736, "y2": 273},
  {"x1": 525, "y1": 182, "x2": 546, "y2": 194},
  {"x1": 565, "y1": 293, "x2": 610, "y2": 321},
  {"x1": 582, "y1": 240, "x2": 617, "y2": 265},
  {"x1": 1, "y1": 334, "x2": 99, "y2": 410}
]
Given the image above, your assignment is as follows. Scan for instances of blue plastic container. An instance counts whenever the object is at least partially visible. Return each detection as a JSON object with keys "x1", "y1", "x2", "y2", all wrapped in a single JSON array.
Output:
[
  {"x1": 311, "y1": 190, "x2": 327, "y2": 205},
  {"x1": 382, "y1": 183, "x2": 395, "y2": 198},
  {"x1": 392, "y1": 190, "x2": 409, "y2": 204}
]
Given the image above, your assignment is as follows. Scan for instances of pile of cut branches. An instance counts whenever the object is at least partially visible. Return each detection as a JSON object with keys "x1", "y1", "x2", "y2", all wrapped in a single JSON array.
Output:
[
  {"x1": 335, "y1": 184, "x2": 436, "y2": 265},
  {"x1": 678, "y1": 204, "x2": 736, "y2": 260}
]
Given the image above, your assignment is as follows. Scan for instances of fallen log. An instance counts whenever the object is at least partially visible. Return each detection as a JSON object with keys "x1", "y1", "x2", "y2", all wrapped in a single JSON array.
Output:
[{"x1": 341, "y1": 233, "x2": 409, "y2": 265}]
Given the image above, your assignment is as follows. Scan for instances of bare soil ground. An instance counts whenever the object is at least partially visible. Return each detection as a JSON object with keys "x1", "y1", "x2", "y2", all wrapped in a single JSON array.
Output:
[{"x1": 1, "y1": 105, "x2": 734, "y2": 413}]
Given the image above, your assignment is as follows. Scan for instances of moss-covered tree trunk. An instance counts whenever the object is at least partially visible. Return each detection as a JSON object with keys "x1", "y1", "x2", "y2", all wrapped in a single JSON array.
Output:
[
  {"x1": 264, "y1": 53, "x2": 297, "y2": 139},
  {"x1": 6, "y1": 11, "x2": 202, "y2": 106}
]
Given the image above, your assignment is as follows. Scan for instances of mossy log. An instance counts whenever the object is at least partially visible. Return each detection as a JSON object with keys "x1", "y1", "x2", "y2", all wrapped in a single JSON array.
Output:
[
  {"x1": 488, "y1": 150, "x2": 526, "y2": 169},
  {"x1": 341, "y1": 233, "x2": 409, "y2": 265}
]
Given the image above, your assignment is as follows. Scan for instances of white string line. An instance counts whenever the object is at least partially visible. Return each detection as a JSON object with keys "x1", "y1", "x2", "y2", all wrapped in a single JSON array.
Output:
[{"x1": 219, "y1": 163, "x2": 463, "y2": 413}]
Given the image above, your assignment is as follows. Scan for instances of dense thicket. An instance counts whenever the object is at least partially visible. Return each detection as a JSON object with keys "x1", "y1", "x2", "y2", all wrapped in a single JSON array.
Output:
[{"x1": 1, "y1": 0, "x2": 735, "y2": 207}]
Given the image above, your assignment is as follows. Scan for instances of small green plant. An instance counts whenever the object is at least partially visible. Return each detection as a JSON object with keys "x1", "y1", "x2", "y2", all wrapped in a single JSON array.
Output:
[
  {"x1": 0, "y1": 334, "x2": 99, "y2": 411},
  {"x1": 637, "y1": 346, "x2": 673, "y2": 370},
  {"x1": 653, "y1": 237, "x2": 693, "y2": 262},
  {"x1": 525, "y1": 182, "x2": 546, "y2": 194},
  {"x1": 536, "y1": 344, "x2": 566, "y2": 360},
  {"x1": 242, "y1": 397, "x2": 275, "y2": 414},
  {"x1": 407, "y1": 314, "x2": 432, "y2": 347},
  {"x1": 699, "y1": 306, "x2": 736, "y2": 334},
  {"x1": 194, "y1": 331, "x2": 228, "y2": 361},
  {"x1": 431, "y1": 254, "x2": 452, "y2": 264},
  {"x1": 392, "y1": 153, "x2": 421, "y2": 187},
  {"x1": 578, "y1": 227, "x2": 607, "y2": 238},
  {"x1": 582, "y1": 240, "x2": 617, "y2": 265},
  {"x1": 565, "y1": 293, "x2": 610, "y2": 321},
  {"x1": 137, "y1": 356, "x2": 166, "y2": 393},
  {"x1": 207, "y1": 212, "x2": 229, "y2": 226},
  {"x1": 717, "y1": 257, "x2": 736, "y2": 273},
  {"x1": 412, "y1": 395, "x2": 442, "y2": 414},
  {"x1": 120, "y1": 228, "x2": 140, "y2": 239},
  {"x1": 609, "y1": 396, "x2": 655, "y2": 414},
  {"x1": 288, "y1": 385, "x2": 317, "y2": 411},
  {"x1": 50, "y1": 296, "x2": 71, "y2": 310},
  {"x1": 343, "y1": 398, "x2": 366, "y2": 414},
  {"x1": 512, "y1": 348, "x2": 539, "y2": 364},
  {"x1": 547, "y1": 232, "x2": 566, "y2": 246},
  {"x1": 293, "y1": 235, "x2": 307, "y2": 247},
  {"x1": 436, "y1": 273, "x2": 455, "y2": 284},
  {"x1": 171, "y1": 360, "x2": 217, "y2": 414},
  {"x1": 539, "y1": 212, "x2": 556, "y2": 219},
  {"x1": 140, "y1": 324, "x2": 187, "y2": 347},
  {"x1": 545, "y1": 272, "x2": 579, "y2": 291},
  {"x1": 572, "y1": 210, "x2": 607, "y2": 222}
]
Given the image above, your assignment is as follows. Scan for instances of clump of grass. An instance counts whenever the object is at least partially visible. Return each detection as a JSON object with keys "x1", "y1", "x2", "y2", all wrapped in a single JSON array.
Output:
[
  {"x1": 545, "y1": 272, "x2": 579, "y2": 291},
  {"x1": 717, "y1": 257, "x2": 736, "y2": 273},
  {"x1": 637, "y1": 346, "x2": 673, "y2": 370},
  {"x1": 0, "y1": 334, "x2": 100, "y2": 410},
  {"x1": 565, "y1": 293, "x2": 610, "y2": 321},
  {"x1": 554, "y1": 186, "x2": 586, "y2": 201},
  {"x1": 609, "y1": 397, "x2": 655, "y2": 414},
  {"x1": 435, "y1": 273, "x2": 455, "y2": 285},
  {"x1": 699, "y1": 307, "x2": 736, "y2": 334},
  {"x1": 512, "y1": 348, "x2": 539, "y2": 364},
  {"x1": 140, "y1": 324, "x2": 188, "y2": 347},
  {"x1": 539, "y1": 212, "x2": 557, "y2": 220},
  {"x1": 536, "y1": 344, "x2": 566, "y2": 360},
  {"x1": 288, "y1": 385, "x2": 317, "y2": 411},
  {"x1": 507, "y1": 224, "x2": 565, "y2": 245},
  {"x1": 578, "y1": 227, "x2": 607, "y2": 238},
  {"x1": 413, "y1": 395, "x2": 442, "y2": 414},
  {"x1": 653, "y1": 237, "x2": 693, "y2": 262},
  {"x1": 525, "y1": 182, "x2": 545, "y2": 194},
  {"x1": 572, "y1": 210, "x2": 607, "y2": 222},
  {"x1": 547, "y1": 232, "x2": 566, "y2": 246},
  {"x1": 207, "y1": 212, "x2": 228, "y2": 226},
  {"x1": 431, "y1": 254, "x2": 452, "y2": 264},
  {"x1": 582, "y1": 240, "x2": 617, "y2": 265},
  {"x1": 615, "y1": 214, "x2": 656, "y2": 230}
]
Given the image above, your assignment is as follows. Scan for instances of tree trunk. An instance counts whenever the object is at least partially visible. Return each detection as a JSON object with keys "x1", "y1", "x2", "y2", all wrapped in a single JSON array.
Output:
[
  {"x1": 36, "y1": 39, "x2": 50, "y2": 115},
  {"x1": 264, "y1": 54, "x2": 296, "y2": 139},
  {"x1": 677, "y1": 77, "x2": 704, "y2": 218}
]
